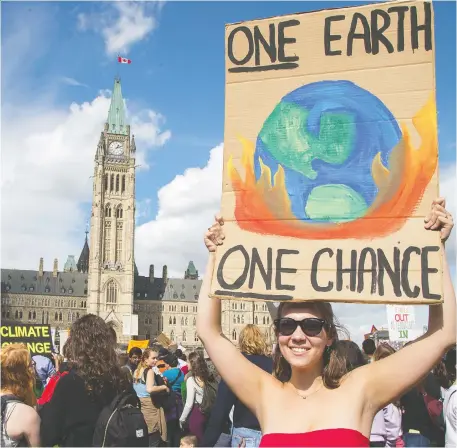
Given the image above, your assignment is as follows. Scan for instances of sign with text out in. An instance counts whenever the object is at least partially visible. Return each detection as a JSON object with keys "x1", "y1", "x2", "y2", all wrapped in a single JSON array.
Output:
[
  {"x1": 386, "y1": 304, "x2": 422, "y2": 342},
  {"x1": 211, "y1": 0, "x2": 442, "y2": 305},
  {"x1": 1, "y1": 324, "x2": 53, "y2": 355}
]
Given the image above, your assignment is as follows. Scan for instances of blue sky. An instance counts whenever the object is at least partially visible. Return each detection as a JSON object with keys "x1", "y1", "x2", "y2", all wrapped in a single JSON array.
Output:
[{"x1": 2, "y1": 1, "x2": 456, "y2": 343}]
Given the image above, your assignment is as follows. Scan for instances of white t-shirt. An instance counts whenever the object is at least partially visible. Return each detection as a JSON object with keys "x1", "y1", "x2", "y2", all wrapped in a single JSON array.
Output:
[{"x1": 444, "y1": 384, "x2": 457, "y2": 447}]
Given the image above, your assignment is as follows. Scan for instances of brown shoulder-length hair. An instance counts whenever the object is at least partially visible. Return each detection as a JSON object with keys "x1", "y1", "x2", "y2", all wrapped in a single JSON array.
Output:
[
  {"x1": 239, "y1": 324, "x2": 268, "y2": 356},
  {"x1": 188, "y1": 351, "x2": 214, "y2": 383},
  {"x1": 273, "y1": 301, "x2": 350, "y2": 389},
  {"x1": 1, "y1": 343, "x2": 36, "y2": 406},
  {"x1": 373, "y1": 343, "x2": 396, "y2": 361},
  {"x1": 65, "y1": 314, "x2": 128, "y2": 402}
]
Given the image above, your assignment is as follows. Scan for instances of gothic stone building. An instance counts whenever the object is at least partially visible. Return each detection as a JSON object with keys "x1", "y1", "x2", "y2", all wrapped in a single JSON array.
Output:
[{"x1": 1, "y1": 79, "x2": 274, "y2": 349}]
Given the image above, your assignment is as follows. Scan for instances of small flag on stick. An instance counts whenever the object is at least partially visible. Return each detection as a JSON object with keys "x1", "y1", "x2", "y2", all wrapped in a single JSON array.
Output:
[{"x1": 118, "y1": 56, "x2": 131, "y2": 64}]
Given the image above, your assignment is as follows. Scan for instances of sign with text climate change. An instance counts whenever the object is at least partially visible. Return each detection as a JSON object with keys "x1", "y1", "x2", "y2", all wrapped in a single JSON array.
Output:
[{"x1": 210, "y1": 1, "x2": 442, "y2": 305}]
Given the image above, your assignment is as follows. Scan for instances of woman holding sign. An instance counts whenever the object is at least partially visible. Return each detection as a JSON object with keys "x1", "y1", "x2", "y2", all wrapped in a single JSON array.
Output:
[{"x1": 197, "y1": 198, "x2": 456, "y2": 447}]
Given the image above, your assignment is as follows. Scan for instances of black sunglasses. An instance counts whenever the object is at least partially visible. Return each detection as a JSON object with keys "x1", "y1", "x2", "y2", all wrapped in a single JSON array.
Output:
[{"x1": 274, "y1": 317, "x2": 327, "y2": 337}]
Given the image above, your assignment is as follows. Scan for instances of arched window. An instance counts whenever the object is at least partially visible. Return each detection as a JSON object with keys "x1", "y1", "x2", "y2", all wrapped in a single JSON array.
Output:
[
  {"x1": 183, "y1": 331, "x2": 187, "y2": 342},
  {"x1": 59, "y1": 312, "x2": 63, "y2": 321},
  {"x1": 185, "y1": 317, "x2": 188, "y2": 326},
  {"x1": 181, "y1": 317, "x2": 184, "y2": 326},
  {"x1": 116, "y1": 205, "x2": 123, "y2": 219},
  {"x1": 116, "y1": 174, "x2": 120, "y2": 192},
  {"x1": 32, "y1": 311, "x2": 36, "y2": 320},
  {"x1": 104, "y1": 174, "x2": 108, "y2": 191},
  {"x1": 76, "y1": 312, "x2": 80, "y2": 319},
  {"x1": 110, "y1": 174, "x2": 114, "y2": 192},
  {"x1": 237, "y1": 315, "x2": 240, "y2": 324},
  {"x1": 173, "y1": 317, "x2": 176, "y2": 325},
  {"x1": 169, "y1": 316, "x2": 172, "y2": 325},
  {"x1": 263, "y1": 316, "x2": 266, "y2": 325},
  {"x1": 28, "y1": 311, "x2": 32, "y2": 320},
  {"x1": 54, "y1": 312, "x2": 58, "y2": 321},
  {"x1": 106, "y1": 280, "x2": 118, "y2": 305},
  {"x1": 105, "y1": 205, "x2": 111, "y2": 217},
  {"x1": 19, "y1": 311, "x2": 23, "y2": 319},
  {"x1": 255, "y1": 316, "x2": 258, "y2": 325},
  {"x1": 194, "y1": 332, "x2": 199, "y2": 342},
  {"x1": 15, "y1": 310, "x2": 18, "y2": 319},
  {"x1": 170, "y1": 330, "x2": 174, "y2": 342},
  {"x1": 193, "y1": 317, "x2": 196, "y2": 326},
  {"x1": 232, "y1": 329, "x2": 237, "y2": 341},
  {"x1": 121, "y1": 175, "x2": 126, "y2": 193},
  {"x1": 233, "y1": 315, "x2": 236, "y2": 324},
  {"x1": 267, "y1": 316, "x2": 270, "y2": 324},
  {"x1": 241, "y1": 315, "x2": 244, "y2": 324},
  {"x1": 161, "y1": 315, "x2": 163, "y2": 331}
]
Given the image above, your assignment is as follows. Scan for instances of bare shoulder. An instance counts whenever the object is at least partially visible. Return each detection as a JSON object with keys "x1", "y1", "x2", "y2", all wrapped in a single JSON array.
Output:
[{"x1": 18, "y1": 403, "x2": 40, "y2": 423}]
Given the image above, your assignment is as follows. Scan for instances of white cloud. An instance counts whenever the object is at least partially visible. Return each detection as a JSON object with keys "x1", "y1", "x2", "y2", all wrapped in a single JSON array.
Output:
[
  {"x1": 78, "y1": 2, "x2": 161, "y2": 56},
  {"x1": 60, "y1": 76, "x2": 88, "y2": 88},
  {"x1": 1, "y1": 90, "x2": 171, "y2": 272},
  {"x1": 440, "y1": 163, "x2": 456, "y2": 264},
  {"x1": 135, "y1": 144, "x2": 223, "y2": 278}
]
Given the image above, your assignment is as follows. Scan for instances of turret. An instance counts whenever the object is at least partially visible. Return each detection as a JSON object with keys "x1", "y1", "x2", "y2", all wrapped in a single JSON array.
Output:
[
  {"x1": 149, "y1": 264, "x2": 155, "y2": 284},
  {"x1": 53, "y1": 259, "x2": 58, "y2": 277},
  {"x1": 162, "y1": 265, "x2": 168, "y2": 284},
  {"x1": 39, "y1": 258, "x2": 44, "y2": 277}
]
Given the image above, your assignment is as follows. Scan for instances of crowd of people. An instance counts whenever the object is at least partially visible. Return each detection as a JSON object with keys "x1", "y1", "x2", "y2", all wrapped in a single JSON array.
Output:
[{"x1": 0, "y1": 198, "x2": 456, "y2": 448}]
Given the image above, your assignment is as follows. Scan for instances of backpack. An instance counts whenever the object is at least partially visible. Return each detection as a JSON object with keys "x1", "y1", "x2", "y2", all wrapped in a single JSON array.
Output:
[
  {"x1": 92, "y1": 391, "x2": 148, "y2": 447},
  {"x1": 151, "y1": 369, "x2": 182, "y2": 414},
  {"x1": 420, "y1": 387, "x2": 445, "y2": 431},
  {"x1": 199, "y1": 379, "x2": 217, "y2": 416}
]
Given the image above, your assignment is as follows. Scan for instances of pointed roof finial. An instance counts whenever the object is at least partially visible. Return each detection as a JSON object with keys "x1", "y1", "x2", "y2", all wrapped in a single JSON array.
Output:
[
  {"x1": 77, "y1": 228, "x2": 90, "y2": 273},
  {"x1": 107, "y1": 78, "x2": 127, "y2": 135},
  {"x1": 131, "y1": 134, "x2": 136, "y2": 152}
]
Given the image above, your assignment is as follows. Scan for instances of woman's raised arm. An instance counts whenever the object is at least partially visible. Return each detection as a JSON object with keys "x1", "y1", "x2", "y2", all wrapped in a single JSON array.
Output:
[
  {"x1": 197, "y1": 216, "x2": 276, "y2": 418},
  {"x1": 355, "y1": 198, "x2": 456, "y2": 411}
]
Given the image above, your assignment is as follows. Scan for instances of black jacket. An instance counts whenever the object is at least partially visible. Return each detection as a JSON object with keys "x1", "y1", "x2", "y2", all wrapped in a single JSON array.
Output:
[
  {"x1": 202, "y1": 354, "x2": 273, "y2": 446},
  {"x1": 39, "y1": 370, "x2": 122, "y2": 447}
]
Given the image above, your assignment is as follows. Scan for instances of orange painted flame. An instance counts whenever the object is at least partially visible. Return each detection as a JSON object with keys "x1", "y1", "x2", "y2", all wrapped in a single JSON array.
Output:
[{"x1": 228, "y1": 95, "x2": 437, "y2": 239}]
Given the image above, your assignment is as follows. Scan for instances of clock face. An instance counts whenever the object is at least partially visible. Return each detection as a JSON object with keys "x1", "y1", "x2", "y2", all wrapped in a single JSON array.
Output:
[{"x1": 108, "y1": 141, "x2": 123, "y2": 156}]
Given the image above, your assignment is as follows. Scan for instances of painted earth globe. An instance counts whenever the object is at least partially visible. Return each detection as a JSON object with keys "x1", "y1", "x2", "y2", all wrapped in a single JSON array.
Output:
[{"x1": 254, "y1": 80, "x2": 402, "y2": 223}]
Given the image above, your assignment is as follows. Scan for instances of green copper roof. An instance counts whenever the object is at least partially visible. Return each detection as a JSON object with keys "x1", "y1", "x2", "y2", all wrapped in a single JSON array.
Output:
[
  {"x1": 107, "y1": 78, "x2": 127, "y2": 135},
  {"x1": 187, "y1": 261, "x2": 197, "y2": 276}
]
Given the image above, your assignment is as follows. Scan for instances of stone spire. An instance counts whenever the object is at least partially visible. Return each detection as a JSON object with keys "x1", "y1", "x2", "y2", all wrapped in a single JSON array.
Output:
[
  {"x1": 185, "y1": 261, "x2": 199, "y2": 280},
  {"x1": 131, "y1": 134, "x2": 136, "y2": 152},
  {"x1": 107, "y1": 78, "x2": 127, "y2": 135},
  {"x1": 77, "y1": 229, "x2": 90, "y2": 273}
]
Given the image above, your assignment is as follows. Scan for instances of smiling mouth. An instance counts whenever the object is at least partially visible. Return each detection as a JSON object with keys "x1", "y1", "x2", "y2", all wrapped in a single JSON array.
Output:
[{"x1": 290, "y1": 347, "x2": 308, "y2": 354}]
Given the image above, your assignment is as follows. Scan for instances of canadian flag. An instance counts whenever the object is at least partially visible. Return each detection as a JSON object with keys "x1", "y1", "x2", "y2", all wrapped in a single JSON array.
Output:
[{"x1": 118, "y1": 56, "x2": 131, "y2": 64}]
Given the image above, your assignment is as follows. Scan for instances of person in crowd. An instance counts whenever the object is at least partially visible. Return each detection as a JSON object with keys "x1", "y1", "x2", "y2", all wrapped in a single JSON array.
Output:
[
  {"x1": 400, "y1": 350, "x2": 445, "y2": 446},
  {"x1": 370, "y1": 344, "x2": 403, "y2": 447},
  {"x1": 133, "y1": 348, "x2": 168, "y2": 447},
  {"x1": 175, "y1": 349, "x2": 189, "y2": 375},
  {"x1": 180, "y1": 434, "x2": 198, "y2": 448},
  {"x1": 1, "y1": 343, "x2": 41, "y2": 447},
  {"x1": 197, "y1": 198, "x2": 456, "y2": 447},
  {"x1": 203, "y1": 324, "x2": 273, "y2": 447},
  {"x1": 333, "y1": 340, "x2": 368, "y2": 372},
  {"x1": 362, "y1": 339, "x2": 376, "y2": 364},
  {"x1": 126, "y1": 347, "x2": 142, "y2": 376},
  {"x1": 39, "y1": 314, "x2": 130, "y2": 447},
  {"x1": 32, "y1": 355, "x2": 56, "y2": 389},
  {"x1": 443, "y1": 348, "x2": 456, "y2": 447},
  {"x1": 179, "y1": 352, "x2": 216, "y2": 443},
  {"x1": 37, "y1": 353, "x2": 70, "y2": 407},
  {"x1": 162, "y1": 353, "x2": 185, "y2": 447}
]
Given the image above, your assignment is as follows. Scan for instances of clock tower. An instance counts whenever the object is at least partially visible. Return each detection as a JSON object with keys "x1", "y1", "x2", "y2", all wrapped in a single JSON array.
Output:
[{"x1": 87, "y1": 78, "x2": 136, "y2": 342}]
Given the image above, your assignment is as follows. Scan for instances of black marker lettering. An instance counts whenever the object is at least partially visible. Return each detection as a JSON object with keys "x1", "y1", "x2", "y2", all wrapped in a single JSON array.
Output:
[
  {"x1": 277, "y1": 19, "x2": 300, "y2": 63},
  {"x1": 275, "y1": 249, "x2": 299, "y2": 291},
  {"x1": 388, "y1": 5, "x2": 408, "y2": 51},
  {"x1": 336, "y1": 249, "x2": 357, "y2": 292},
  {"x1": 248, "y1": 247, "x2": 273, "y2": 290},
  {"x1": 347, "y1": 13, "x2": 372, "y2": 56},
  {"x1": 357, "y1": 248, "x2": 377, "y2": 294},
  {"x1": 324, "y1": 15, "x2": 345, "y2": 56},
  {"x1": 411, "y1": 3, "x2": 432, "y2": 52},
  {"x1": 421, "y1": 246, "x2": 441, "y2": 299},
  {"x1": 227, "y1": 26, "x2": 254, "y2": 66},
  {"x1": 401, "y1": 246, "x2": 421, "y2": 298},
  {"x1": 216, "y1": 245, "x2": 249, "y2": 290},
  {"x1": 371, "y1": 9, "x2": 394, "y2": 55},
  {"x1": 311, "y1": 248, "x2": 334, "y2": 292},
  {"x1": 377, "y1": 247, "x2": 401, "y2": 297}
]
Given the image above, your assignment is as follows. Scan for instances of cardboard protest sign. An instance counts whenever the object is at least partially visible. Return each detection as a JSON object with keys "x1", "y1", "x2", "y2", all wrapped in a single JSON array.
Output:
[
  {"x1": 211, "y1": 0, "x2": 442, "y2": 304},
  {"x1": 386, "y1": 304, "x2": 422, "y2": 341},
  {"x1": 1, "y1": 324, "x2": 53, "y2": 355}
]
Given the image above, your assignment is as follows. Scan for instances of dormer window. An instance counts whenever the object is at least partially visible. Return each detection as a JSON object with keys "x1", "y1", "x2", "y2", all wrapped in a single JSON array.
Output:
[
  {"x1": 59, "y1": 278, "x2": 63, "y2": 283},
  {"x1": 182, "y1": 284, "x2": 185, "y2": 289},
  {"x1": 173, "y1": 293, "x2": 178, "y2": 299},
  {"x1": 6, "y1": 285, "x2": 10, "y2": 291},
  {"x1": 180, "y1": 293, "x2": 185, "y2": 300},
  {"x1": 61, "y1": 288, "x2": 65, "y2": 293},
  {"x1": 69, "y1": 288, "x2": 73, "y2": 294},
  {"x1": 29, "y1": 286, "x2": 34, "y2": 292},
  {"x1": 72, "y1": 279, "x2": 75, "y2": 283},
  {"x1": 21, "y1": 285, "x2": 26, "y2": 291},
  {"x1": 45, "y1": 286, "x2": 50, "y2": 293}
]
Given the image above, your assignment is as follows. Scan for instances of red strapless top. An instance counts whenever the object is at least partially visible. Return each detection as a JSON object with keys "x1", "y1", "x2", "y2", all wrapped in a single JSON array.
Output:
[{"x1": 259, "y1": 428, "x2": 369, "y2": 447}]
